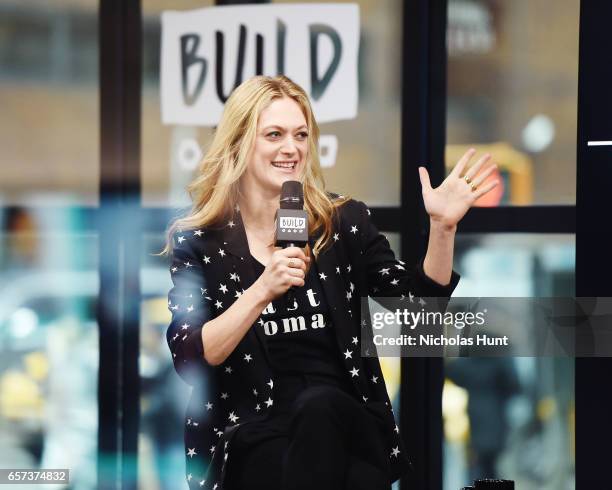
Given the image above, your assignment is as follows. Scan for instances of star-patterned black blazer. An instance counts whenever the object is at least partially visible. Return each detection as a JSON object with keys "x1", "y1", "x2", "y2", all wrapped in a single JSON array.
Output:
[{"x1": 166, "y1": 196, "x2": 461, "y2": 490}]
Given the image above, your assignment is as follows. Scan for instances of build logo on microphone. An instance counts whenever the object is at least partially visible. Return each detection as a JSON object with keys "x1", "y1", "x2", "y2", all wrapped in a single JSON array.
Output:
[{"x1": 280, "y1": 217, "x2": 306, "y2": 233}]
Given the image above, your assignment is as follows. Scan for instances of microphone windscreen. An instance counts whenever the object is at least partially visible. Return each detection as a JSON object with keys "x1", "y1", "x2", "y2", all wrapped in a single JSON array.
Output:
[{"x1": 280, "y1": 181, "x2": 304, "y2": 209}]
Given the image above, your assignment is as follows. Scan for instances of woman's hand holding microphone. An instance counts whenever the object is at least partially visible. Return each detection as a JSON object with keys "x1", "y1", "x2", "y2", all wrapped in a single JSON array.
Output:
[{"x1": 254, "y1": 247, "x2": 310, "y2": 303}]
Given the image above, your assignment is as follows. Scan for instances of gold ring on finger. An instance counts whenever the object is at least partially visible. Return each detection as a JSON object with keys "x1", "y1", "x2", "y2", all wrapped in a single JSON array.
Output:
[
  {"x1": 289, "y1": 259, "x2": 295, "y2": 268},
  {"x1": 464, "y1": 175, "x2": 472, "y2": 185},
  {"x1": 470, "y1": 182, "x2": 477, "y2": 192}
]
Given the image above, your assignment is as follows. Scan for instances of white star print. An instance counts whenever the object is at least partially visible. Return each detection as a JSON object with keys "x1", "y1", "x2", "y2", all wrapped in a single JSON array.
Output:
[
  {"x1": 218, "y1": 248, "x2": 226, "y2": 257},
  {"x1": 187, "y1": 305, "x2": 194, "y2": 312},
  {"x1": 194, "y1": 229, "x2": 203, "y2": 237},
  {"x1": 187, "y1": 473, "x2": 192, "y2": 481},
  {"x1": 267, "y1": 379, "x2": 274, "y2": 389},
  {"x1": 390, "y1": 278, "x2": 399, "y2": 286},
  {"x1": 215, "y1": 300, "x2": 223, "y2": 309},
  {"x1": 419, "y1": 297, "x2": 427, "y2": 306},
  {"x1": 228, "y1": 220, "x2": 235, "y2": 228},
  {"x1": 265, "y1": 397, "x2": 273, "y2": 408},
  {"x1": 220, "y1": 392, "x2": 229, "y2": 400},
  {"x1": 213, "y1": 483, "x2": 218, "y2": 490},
  {"x1": 228, "y1": 411, "x2": 239, "y2": 423},
  {"x1": 394, "y1": 424, "x2": 400, "y2": 433},
  {"x1": 206, "y1": 402, "x2": 213, "y2": 410},
  {"x1": 336, "y1": 266, "x2": 341, "y2": 274},
  {"x1": 255, "y1": 404, "x2": 261, "y2": 411},
  {"x1": 395, "y1": 263, "x2": 405, "y2": 270},
  {"x1": 346, "y1": 291, "x2": 352, "y2": 300},
  {"x1": 350, "y1": 282, "x2": 354, "y2": 292},
  {"x1": 350, "y1": 225, "x2": 358, "y2": 234},
  {"x1": 244, "y1": 354, "x2": 252, "y2": 362},
  {"x1": 171, "y1": 266, "x2": 177, "y2": 273},
  {"x1": 379, "y1": 267, "x2": 390, "y2": 276},
  {"x1": 224, "y1": 366, "x2": 233, "y2": 374},
  {"x1": 203, "y1": 255, "x2": 211, "y2": 264},
  {"x1": 391, "y1": 446, "x2": 400, "y2": 457},
  {"x1": 187, "y1": 448, "x2": 197, "y2": 458},
  {"x1": 210, "y1": 445, "x2": 216, "y2": 453},
  {"x1": 319, "y1": 272, "x2": 327, "y2": 281},
  {"x1": 199, "y1": 479, "x2": 205, "y2": 487},
  {"x1": 219, "y1": 283, "x2": 228, "y2": 293},
  {"x1": 178, "y1": 236, "x2": 185, "y2": 244},
  {"x1": 409, "y1": 291, "x2": 415, "y2": 303},
  {"x1": 352, "y1": 336, "x2": 359, "y2": 345},
  {"x1": 350, "y1": 367, "x2": 359, "y2": 377},
  {"x1": 343, "y1": 349, "x2": 353, "y2": 359},
  {"x1": 372, "y1": 375, "x2": 378, "y2": 384},
  {"x1": 252, "y1": 388, "x2": 258, "y2": 396},
  {"x1": 184, "y1": 261, "x2": 193, "y2": 268},
  {"x1": 333, "y1": 233, "x2": 339, "y2": 241},
  {"x1": 230, "y1": 272, "x2": 239, "y2": 281},
  {"x1": 362, "y1": 396, "x2": 368, "y2": 403},
  {"x1": 347, "y1": 265, "x2": 352, "y2": 273},
  {"x1": 181, "y1": 323, "x2": 189, "y2": 330}
]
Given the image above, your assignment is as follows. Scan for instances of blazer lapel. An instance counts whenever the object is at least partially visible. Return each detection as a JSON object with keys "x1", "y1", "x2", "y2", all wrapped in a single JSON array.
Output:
[{"x1": 222, "y1": 209, "x2": 273, "y2": 367}]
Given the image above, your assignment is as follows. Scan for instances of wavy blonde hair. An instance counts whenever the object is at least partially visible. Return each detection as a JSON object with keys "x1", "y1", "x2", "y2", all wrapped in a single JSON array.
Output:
[{"x1": 159, "y1": 75, "x2": 349, "y2": 257}]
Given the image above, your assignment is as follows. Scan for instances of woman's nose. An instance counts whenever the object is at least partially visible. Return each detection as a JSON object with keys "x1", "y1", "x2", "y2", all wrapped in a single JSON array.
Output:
[{"x1": 280, "y1": 137, "x2": 298, "y2": 154}]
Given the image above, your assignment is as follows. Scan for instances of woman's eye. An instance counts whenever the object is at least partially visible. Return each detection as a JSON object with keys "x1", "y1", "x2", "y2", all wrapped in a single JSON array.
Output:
[
  {"x1": 297, "y1": 132, "x2": 309, "y2": 139},
  {"x1": 267, "y1": 131, "x2": 281, "y2": 138}
]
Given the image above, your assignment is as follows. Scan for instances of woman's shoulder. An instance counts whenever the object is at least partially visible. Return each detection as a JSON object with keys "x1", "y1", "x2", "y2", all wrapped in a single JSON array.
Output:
[
  {"x1": 326, "y1": 192, "x2": 370, "y2": 220},
  {"x1": 170, "y1": 223, "x2": 222, "y2": 258}
]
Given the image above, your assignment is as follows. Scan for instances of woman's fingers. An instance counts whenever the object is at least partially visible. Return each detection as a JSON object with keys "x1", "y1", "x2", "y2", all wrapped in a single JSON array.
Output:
[
  {"x1": 473, "y1": 179, "x2": 499, "y2": 199},
  {"x1": 470, "y1": 163, "x2": 497, "y2": 188},
  {"x1": 450, "y1": 148, "x2": 476, "y2": 178},
  {"x1": 280, "y1": 246, "x2": 309, "y2": 260},
  {"x1": 463, "y1": 153, "x2": 491, "y2": 181}
]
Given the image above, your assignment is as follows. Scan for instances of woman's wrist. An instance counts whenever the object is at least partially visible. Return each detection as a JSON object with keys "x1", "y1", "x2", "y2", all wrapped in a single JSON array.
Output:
[
  {"x1": 249, "y1": 278, "x2": 273, "y2": 306},
  {"x1": 429, "y1": 217, "x2": 457, "y2": 235}
]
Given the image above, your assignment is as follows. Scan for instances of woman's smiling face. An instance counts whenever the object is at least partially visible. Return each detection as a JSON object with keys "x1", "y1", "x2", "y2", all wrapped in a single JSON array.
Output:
[{"x1": 243, "y1": 96, "x2": 309, "y2": 196}]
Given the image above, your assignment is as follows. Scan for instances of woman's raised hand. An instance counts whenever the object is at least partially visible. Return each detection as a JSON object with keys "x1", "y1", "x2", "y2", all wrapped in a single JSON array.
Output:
[
  {"x1": 418, "y1": 148, "x2": 499, "y2": 229},
  {"x1": 255, "y1": 246, "x2": 310, "y2": 302}
]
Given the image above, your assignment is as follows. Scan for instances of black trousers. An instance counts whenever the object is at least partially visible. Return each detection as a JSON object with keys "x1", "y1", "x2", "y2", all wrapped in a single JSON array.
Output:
[{"x1": 225, "y1": 373, "x2": 391, "y2": 490}]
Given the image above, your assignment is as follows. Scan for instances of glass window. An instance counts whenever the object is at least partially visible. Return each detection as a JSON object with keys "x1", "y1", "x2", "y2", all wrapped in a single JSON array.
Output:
[
  {"x1": 444, "y1": 234, "x2": 575, "y2": 489},
  {"x1": 0, "y1": 230, "x2": 98, "y2": 489},
  {"x1": 0, "y1": 2, "x2": 99, "y2": 206},
  {"x1": 446, "y1": 0, "x2": 579, "y2": 205},
  {"x1": 142, "y1": 0, "x2": 402, "y2": 207}
]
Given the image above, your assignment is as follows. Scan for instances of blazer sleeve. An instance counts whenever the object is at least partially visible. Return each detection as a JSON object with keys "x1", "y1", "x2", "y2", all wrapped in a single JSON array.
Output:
[
  {"x1": 352, "y1": 199, "x2": 461, "y2": 300},
  {"x1": 166, "y1": 230, "x2": 213, "y2": 386}
]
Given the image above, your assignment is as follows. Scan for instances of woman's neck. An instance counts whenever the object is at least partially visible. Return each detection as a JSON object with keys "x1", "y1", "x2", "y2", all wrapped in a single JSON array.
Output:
[{"x1": 237, "y1": 187, "x2": 279, "y2": 232}]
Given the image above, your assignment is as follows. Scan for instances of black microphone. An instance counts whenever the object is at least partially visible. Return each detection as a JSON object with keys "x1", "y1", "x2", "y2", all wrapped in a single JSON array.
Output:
[{"x1": 274, "y1": 181, "x2": 309, "y2": 307}]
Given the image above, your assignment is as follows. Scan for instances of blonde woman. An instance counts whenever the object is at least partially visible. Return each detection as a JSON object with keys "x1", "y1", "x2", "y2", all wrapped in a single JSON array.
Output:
[{"x1": 162, "y1": 75, "x2": 498, "y2": 490}]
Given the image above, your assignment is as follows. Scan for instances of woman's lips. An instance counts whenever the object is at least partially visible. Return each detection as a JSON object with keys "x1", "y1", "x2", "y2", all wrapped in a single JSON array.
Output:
[{"x1": 271, "y1": 160, "x2": 297, "y2": 171}]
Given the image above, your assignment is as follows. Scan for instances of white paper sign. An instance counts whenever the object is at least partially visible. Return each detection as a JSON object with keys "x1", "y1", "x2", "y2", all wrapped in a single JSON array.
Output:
[{"x1": 160, "y1": 3, "x2": 359, "y2": 126}]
